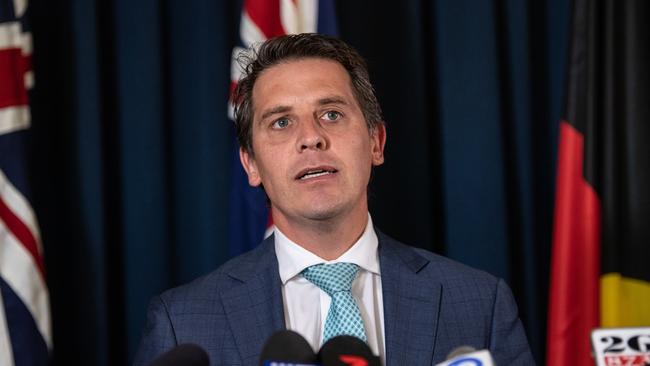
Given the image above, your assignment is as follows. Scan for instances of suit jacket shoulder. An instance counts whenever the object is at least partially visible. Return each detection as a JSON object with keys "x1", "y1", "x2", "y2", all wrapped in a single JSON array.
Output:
[
  {"x1": 133, "y1": 236, "x2": 285, "y2": 366},
  {"x1": 377, "y1": 231, "x2": 535, "y2": 365}
]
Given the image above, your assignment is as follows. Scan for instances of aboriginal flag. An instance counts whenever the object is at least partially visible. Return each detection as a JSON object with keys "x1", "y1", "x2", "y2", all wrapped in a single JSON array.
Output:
[{"x1": 546, "y1": 0, "x2": 650, "y2": 365}]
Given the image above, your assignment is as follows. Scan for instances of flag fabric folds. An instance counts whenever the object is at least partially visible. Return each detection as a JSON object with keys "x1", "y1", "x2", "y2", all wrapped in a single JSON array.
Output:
[
  {"x1": 0, "y1": 0, "x2": 52, "y2": 365},
  {"x1": 547, "y1": 0, "x2": 650, "y2": 365},
  {"x1": 227, "y1": 0, "x2": 337, "y2": 257}
]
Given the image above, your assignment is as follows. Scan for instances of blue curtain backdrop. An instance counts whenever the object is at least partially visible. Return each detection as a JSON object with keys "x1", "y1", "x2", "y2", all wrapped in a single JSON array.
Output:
[{"x1": 25, "y1": 0, "x2": 571, "y2": 364}]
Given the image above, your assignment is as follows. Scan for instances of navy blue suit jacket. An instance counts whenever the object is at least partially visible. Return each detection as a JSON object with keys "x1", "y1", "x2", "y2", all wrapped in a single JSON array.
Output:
[{"x1": 133, "y1": 231, "x2": 535, "y2": 365}]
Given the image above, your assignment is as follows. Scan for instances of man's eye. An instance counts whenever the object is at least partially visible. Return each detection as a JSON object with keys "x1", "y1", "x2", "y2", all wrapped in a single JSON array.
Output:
[
  {"x1": 322, "y1": 111, "x2": 342, "y2": 121},
  {"x1": 272, "y1": 118, "x2": 290, "y2": 129}
]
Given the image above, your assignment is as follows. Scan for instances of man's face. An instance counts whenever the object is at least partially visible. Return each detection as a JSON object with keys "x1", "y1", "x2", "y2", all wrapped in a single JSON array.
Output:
[{"x1": 239, "y1": 58, "x2": 386, "y2": 226}]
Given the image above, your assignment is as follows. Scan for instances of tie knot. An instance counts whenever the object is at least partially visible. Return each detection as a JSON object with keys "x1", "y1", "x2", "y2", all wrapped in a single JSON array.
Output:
[{"x1": 302, "y1": 263, "x2": 359, "y2": 295}]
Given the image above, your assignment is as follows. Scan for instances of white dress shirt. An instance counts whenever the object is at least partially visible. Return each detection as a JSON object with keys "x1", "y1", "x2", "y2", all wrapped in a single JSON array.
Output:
[{"x1": 274, "y1": 214, "x2": 386, "y2": 362}]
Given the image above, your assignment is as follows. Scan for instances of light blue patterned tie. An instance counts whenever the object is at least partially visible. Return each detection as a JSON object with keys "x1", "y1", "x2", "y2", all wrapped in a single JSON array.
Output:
[{"x1": 301, "y1": 262, "x2": 367, "y2": 343}]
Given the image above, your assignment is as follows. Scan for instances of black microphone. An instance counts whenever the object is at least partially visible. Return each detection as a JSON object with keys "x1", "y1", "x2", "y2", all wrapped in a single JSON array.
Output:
[
  {"x1": 148, "y1": 343, "x2": 209, "y2": 366},
  {"x1": 259, "y1": 330, "x2": 319, "y2": 366},
  {"x1": 318, "y1": 336, "x2": 380, "y2": 366}
]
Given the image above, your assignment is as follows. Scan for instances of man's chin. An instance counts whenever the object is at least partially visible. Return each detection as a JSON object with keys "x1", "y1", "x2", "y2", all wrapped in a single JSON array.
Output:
[
  {"x1": 296, "y1": 194, "x2": 367, "y2": 223},
  {"x1": 301, "y1": 207, "x2": 342, "y2": 222},
  {"x1": 271, "y1": 195, "x2": 365, "y2": 225},
  {"x1": 293, "y1": 200, "x2": 352, "y2": 222}
]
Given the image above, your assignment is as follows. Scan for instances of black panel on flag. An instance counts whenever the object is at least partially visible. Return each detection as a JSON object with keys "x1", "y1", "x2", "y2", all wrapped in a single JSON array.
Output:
[{"x1": 565, "y1": 0, "x2": 650, "y2": 281}]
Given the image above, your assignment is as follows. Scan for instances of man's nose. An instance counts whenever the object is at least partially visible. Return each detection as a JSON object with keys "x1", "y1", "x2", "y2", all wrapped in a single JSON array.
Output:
[{"x1": 296, "y1": 118, "x2": 328, "y2": 152}]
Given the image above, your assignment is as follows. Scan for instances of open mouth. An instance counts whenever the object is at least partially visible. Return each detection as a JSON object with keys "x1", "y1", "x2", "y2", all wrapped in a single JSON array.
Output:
[{"x1": 296, "y1": 167, "x2": 338, "y2": 180}]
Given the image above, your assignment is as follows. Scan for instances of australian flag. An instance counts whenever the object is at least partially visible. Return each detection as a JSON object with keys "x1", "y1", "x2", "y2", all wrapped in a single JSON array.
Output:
[{"x1": 1, "y1": 0, "x2": 52, "y2": 365}]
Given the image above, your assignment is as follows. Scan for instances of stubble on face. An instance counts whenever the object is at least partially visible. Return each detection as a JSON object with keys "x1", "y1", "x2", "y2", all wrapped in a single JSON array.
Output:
[{"x1": 240, "y1": 57, "x2": 385, "y2": 239}]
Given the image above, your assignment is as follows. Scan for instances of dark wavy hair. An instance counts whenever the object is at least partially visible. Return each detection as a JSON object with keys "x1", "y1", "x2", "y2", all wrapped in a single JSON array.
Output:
[{"x1": 232, "y1": 33, "x2": 384, "y2": 154}]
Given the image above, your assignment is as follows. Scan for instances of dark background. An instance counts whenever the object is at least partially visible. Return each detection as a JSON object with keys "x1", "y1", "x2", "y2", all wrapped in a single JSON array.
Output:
[{"x1": 26, "y1": 0, "x2": 571, "y2": 364}]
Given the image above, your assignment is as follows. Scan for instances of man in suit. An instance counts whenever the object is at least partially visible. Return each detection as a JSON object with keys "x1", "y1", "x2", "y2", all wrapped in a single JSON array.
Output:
[{"x1": 134, "y1": 34, "x2": 535, "y2": 365}]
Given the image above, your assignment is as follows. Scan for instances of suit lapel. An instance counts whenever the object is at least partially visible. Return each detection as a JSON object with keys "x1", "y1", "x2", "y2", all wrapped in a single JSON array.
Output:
[
  {"x1": 221, "y1": 236, "x2": 286, "y2": 363},
  {"x1": 379, "y1": 233, "x2": 442, "y2": 365},
  {"x1": 218, "y1": 232, "x2": 443, "y2": 363}
]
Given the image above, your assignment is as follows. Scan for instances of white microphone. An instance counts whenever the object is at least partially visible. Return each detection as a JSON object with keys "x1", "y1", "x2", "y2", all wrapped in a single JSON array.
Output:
[{"x1": 435, "y1": 346, "x2": 496, "y2": 366}]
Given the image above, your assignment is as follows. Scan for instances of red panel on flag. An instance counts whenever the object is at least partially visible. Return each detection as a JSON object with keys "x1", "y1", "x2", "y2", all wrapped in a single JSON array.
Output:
[
  {"x1": 0, "y1": 48, "x2": 29, "y2": 108},
  {"x1": 547, "y1": 121, "x2": 601, "y2": 366},
  {"x1": 244, "y1": 0, "x2": 286, "y2": 38}
]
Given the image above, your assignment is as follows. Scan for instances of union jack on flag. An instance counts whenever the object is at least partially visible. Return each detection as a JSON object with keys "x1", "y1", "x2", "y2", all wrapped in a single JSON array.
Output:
[
  {"x1": 228, "y1": 0, "x2": 338, "y2": 257},
  {"x1": 1, "y1": 0, "x2": 52, "y2": 365}
]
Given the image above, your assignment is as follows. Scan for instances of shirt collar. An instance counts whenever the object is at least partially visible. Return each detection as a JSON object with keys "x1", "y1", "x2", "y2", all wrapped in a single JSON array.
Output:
[{"x1": 274, "y1": 214, "x2": 380, "y2": 285}]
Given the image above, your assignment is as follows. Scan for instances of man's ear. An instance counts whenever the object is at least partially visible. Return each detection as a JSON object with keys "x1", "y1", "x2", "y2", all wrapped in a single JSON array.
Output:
[
  {"x1": 370, "y1": 123, "x2": 387, "y2": 166},
  {"x1": 239, "y1": 148, "x2": 262, "y2": 187}
]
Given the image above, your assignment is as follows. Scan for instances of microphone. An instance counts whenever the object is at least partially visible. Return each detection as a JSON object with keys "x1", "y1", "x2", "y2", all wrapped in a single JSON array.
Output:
[
  {"x1": 148, "y1": 343, "x2": 209, "y2": 366},
  {"x1": 259, "y1": 330, "x2": 319, "y2": 366},
  {"x1": 435, "y1": 346, "x2": 495, "y2": 366},
  {"x1": 318, "y1": 335, "x2": 380, "y2": 366}
]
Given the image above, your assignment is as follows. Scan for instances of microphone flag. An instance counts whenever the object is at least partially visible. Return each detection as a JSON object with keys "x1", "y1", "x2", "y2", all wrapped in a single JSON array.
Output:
[{"x1": 591, "y1": 327, "x2": 650, "y2": 366}]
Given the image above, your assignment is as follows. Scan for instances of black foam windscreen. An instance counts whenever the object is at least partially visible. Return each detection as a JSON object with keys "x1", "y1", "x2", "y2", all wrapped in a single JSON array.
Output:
[
  {"x1": 148, "y1": 343, "x2": 209, "y2": 366},
  {"x1": 318, "y1": 336, "x2": 380, "y2": 366},
  {"x1": 259, "y1": 330, "x2": 318, "y2": 365}
]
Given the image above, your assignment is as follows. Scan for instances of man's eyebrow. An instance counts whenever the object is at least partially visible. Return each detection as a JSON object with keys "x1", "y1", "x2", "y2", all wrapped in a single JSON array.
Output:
[
  {"x1": 260, "y1": 105, "x2": 292, "y2": 122},
  {"x1": 318, "y1": 96, "x2": 348, "y2": 106}
]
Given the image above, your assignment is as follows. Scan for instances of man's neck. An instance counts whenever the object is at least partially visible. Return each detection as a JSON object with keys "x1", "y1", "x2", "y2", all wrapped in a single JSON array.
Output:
[{"x1": 272, "y1": 209, "x2": 369, "y2": 261}]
